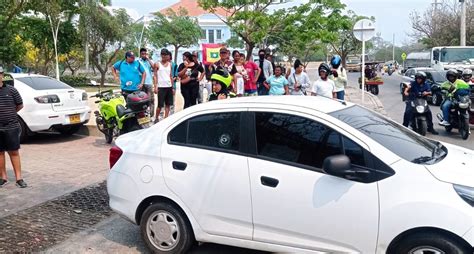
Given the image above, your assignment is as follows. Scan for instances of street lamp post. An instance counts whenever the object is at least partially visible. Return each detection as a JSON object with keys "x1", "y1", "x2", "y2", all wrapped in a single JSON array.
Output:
[{"x1": 460, "y1": 0, "x2": 466, "y2": 46}]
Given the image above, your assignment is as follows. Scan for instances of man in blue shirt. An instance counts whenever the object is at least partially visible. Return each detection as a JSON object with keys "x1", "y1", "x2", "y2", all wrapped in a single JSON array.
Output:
[
  {"x1": 138, "y1": 48, "x2": 155, "y2": 116},
  {"x1": 112, "y1": 51, "x2": 146, "y2": 96},
  {"x1": 402, "y1": 71, "x2": 438, "y2": 135}
]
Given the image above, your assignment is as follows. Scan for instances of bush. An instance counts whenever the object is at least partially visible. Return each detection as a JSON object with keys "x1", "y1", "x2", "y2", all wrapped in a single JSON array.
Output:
[{"x1": 61, "y1": 75, "x2": 90, "y2": 87}]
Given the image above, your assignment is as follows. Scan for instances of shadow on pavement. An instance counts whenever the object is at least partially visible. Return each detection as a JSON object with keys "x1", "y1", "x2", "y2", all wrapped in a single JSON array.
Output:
[{"x1": 23, "y1": 132, "x2": 86, "y2": 145}]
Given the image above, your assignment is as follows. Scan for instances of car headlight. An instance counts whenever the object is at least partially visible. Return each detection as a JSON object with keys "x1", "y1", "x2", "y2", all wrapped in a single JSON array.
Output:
[
  {"x1": 416, "y1": 106, "x2": 425, "y2": 113},
  {"x1": 454, "y1": 184, "x2": 474, "y2": 207}
]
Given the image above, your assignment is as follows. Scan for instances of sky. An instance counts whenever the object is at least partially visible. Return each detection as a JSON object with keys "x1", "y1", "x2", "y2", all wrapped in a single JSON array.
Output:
[{"x1": 111, "y1": 0, "x2": 434, "y2": 46}]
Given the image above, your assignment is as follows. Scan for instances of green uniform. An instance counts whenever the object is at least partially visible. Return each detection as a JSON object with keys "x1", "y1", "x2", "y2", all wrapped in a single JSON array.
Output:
[{"x1": 441, "y1": 79, "x2": 470, "y2": 98}]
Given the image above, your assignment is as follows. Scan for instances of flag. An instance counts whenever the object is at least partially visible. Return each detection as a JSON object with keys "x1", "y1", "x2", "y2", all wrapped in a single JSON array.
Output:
[{"x1": 202, "y1": 43, "x2": 223, "y2": 65}]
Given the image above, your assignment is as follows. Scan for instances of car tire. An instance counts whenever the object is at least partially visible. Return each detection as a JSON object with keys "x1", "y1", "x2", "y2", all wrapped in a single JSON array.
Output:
[
  {"x1": 19, "y1": 118, "x2": 29, "y2": 143},
  {"x1": 140, "y1": 203, "x2": 195, "y2": 254},
  {"x1": 388, "y1": 232, "x2": 470, "y2": 254},
  {"x1": 57, "y1": 125, "x2": 81, "y2": 136}
]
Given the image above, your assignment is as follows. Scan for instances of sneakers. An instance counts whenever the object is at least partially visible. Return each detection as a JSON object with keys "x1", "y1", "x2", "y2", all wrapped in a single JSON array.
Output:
[
  {"x1": 0, "y1": 179, "x2": 8, "y2": 187},
  {"x1": 15, "y1": 179, "x2": 27, "y2": 188},
  {"x1": 439, "y1": 120, "x2": 450, "y2": 126}
]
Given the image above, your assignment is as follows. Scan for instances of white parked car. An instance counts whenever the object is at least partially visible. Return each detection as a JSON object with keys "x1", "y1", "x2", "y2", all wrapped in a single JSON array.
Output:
[
  {"x1": 107, "y1": 96, "x2": 474, "y2": 254},
  {"x1": 6, "y1": 73, "x2": 91, "y2": 142}
]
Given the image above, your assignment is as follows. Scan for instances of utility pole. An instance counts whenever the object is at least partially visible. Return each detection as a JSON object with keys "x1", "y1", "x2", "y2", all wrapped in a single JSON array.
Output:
[
  {"x1": 460, "y1": 0, "x2": 466, "y2": 46},
  {"x1": 392, "y1": 33, "x2": 395, "y2": 63}
]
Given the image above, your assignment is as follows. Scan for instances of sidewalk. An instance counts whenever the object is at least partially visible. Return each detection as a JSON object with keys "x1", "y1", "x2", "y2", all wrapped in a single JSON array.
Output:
[{"x1": 344, "y1": 85, "x2": 387, "y2": 115}]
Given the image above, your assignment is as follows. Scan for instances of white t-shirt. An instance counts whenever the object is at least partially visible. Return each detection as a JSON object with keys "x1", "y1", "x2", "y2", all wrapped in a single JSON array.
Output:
[
  {"x1": 157, "y1": 61, "x2": 172, "y2": 88},
  {"x1": 312, "y1": 78, "x2": 335, "y2": 98}
]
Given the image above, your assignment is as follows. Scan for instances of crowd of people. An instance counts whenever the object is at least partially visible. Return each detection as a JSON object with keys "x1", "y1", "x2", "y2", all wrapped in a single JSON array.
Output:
[{"x1": 111, "y1": 47, "x2": 348, "y2": 123}]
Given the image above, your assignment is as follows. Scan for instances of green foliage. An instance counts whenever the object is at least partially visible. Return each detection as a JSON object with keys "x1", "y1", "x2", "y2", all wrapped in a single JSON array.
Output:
[
  {"x1": 226, "y1": 35, "x2": 245, "y2": 49},
  {"x1": 61, "y1": 75, "x2": 90, "y2": 87},
  {"x1": 148, "y1": 8, "x2": 202, "y2": 60}
]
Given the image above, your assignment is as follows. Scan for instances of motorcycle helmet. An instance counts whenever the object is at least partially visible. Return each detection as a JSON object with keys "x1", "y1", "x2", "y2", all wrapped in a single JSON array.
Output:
[
  {"x1": 456, "y1": 67, "x2": 464, "y2": 78},
  {"x1": 318, "y1": 63, "x2": 331, "y2": 74},
  {"x1": 330, "y1": 55, "x2": 342, "y2": 69},
  {"x1": 446, "y1": 69, "x2": 458, "y2": 81},
  {"x1": 210, "y1": 66, "x2": 232, "y2": 88},
  {"x1": 414, "y1": 71, "x2": 427, "y2": 82},
  {"x1": 462, "y1": 69, "x2": 472, "y2": 80}
]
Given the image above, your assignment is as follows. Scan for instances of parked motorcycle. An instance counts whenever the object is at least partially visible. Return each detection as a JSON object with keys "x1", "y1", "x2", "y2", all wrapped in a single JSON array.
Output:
[
  {"x1": 91, "y1": 90, "x2": 151, "y2": 143},
  {"x1": 410, "y1": 93, "x2": 429, "y2": 136},
  {"x1": 437, "y1": 91, "x2": 471, "y2": 140}
]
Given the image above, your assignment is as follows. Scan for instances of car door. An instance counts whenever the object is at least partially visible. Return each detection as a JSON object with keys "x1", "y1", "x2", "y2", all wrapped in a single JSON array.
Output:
[
  {"x1": 161, "y1": 110, "x2": 253, "y2": 240},
  {"x1": 247, "y1": 111, "x2": 380, "y2": 253}
]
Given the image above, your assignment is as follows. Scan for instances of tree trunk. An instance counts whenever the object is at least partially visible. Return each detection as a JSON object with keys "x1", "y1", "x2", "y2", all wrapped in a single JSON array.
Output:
[
  {"x1": 246, "y1": 42, "x2": 255, "y2": 61},
  {"x1": 100, "y1": 71, "x2": 106, "y2": 87},
  {"x1": 174, "y1": 45, "x2": 180, "y2": 64}
]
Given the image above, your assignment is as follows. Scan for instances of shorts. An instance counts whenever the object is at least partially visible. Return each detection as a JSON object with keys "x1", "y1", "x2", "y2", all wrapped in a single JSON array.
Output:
[
  {"x1": 157, "y1": 87, "x2": 174, "y2": 107},
  {"x1": 236, "y1": 78, "x2": 244, "y2": 95},
  {"x1": 244, "y1": 91, "x2": 258, "y2": 96},
  {"x1": 0, "y1": 127, "x2": 21, "y2": 151}
]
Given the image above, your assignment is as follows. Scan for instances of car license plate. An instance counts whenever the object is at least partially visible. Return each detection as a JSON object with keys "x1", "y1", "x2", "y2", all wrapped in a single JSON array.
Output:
[
  {"x1": 69, "y1": 114, "x2": 81, "y2": 124},
  {"x1": 138, "y1": 116, "x2": 150, "y2": 125}
]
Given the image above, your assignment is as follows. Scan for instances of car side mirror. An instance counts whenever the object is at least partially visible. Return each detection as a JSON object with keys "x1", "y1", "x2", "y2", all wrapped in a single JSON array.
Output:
[
  {"x1": 323, "y1": 155, "x2": 372, "y2": 182},
  {"x1": 322, "y1": 155, "x2": 351, "y2": 177},
  {"x1": 410, "y1": 75, "x2": 415, "y2": 79}
]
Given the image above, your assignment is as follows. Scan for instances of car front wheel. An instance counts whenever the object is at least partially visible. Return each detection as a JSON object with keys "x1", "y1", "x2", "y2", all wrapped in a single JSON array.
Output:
[
  {"x1": 388, "y1": 232, "x2": 470, "y2": 254},
  {"x1": 140, "y1": 203, "x2": 195, "y2": 254}
]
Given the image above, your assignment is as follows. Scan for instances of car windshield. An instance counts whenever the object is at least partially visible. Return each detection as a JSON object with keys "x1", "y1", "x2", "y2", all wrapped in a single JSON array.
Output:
[
  {"x1": 17, "y1": 77, "x2": 72, "y2": 90},
  {"x1": 427, "y1": 71, "x2": 447, "y2": 83},
  {"x1": 440, "y1": 48, "x2": 474, "y2": 63},
  {"x1": 329, "y1": 105, "x2": 447, "y2": 164}
]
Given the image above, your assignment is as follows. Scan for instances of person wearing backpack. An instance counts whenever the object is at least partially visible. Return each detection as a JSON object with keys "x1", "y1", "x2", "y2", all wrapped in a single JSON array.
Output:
[
  {"x1": 329, "y1": 55, "x2": 347, "y2": 100},
  {"x1": 112, "y1": 51, "x2": 146, "y2": 97}
]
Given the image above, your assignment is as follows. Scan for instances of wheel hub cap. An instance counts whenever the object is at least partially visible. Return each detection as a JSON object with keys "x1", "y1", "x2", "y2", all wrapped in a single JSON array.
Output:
[{"x1": 146, "y1": 210, "x2": 180, "y2": 251}]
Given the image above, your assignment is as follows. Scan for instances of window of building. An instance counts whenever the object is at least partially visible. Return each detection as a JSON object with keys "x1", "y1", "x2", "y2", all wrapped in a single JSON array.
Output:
[
  {"x1": 201, "y1": 29, "x2": 207, "y2": 40},
  {"x1": 216, "y1": 30, "x2": 222, "y2": 40}
]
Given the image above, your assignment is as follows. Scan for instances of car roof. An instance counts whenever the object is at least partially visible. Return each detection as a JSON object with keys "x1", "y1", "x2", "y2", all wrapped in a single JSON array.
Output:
[
  {"x1": 9, "y1": 73, "x2": 49, "y2": 79},
  {"x1": 192, "y1": 96, "x2": 353, "y2": 114}
]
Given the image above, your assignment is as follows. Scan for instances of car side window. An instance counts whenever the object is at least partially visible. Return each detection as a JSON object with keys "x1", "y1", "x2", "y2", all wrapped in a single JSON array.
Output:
[
  {"x1": 254, "y1": 112, "x2": 367, "y2": 169},
  {"x1": 168, "y1": 112, "x2": 241, "y2": 152}
]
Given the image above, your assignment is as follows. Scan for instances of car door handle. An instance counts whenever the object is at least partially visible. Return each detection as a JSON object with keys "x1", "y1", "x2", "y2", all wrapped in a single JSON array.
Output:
[
  {"x1": 172, "y1": 161, "x2": 187, "y2": 171},
  {"x1": 260, "y1": 176, "x2": 279, "y2": 188}
]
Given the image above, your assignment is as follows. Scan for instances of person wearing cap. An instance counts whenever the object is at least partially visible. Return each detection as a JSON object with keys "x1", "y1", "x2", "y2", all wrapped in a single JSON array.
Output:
[
  {"x1": 0, "y1": 67, "x2": 27, "y2": 188},
  {"x1": 112, "y1": 51, "x2": 146, "y2": 96},
  {"x1": 256, "y1": 49, "x2": 273, "y2": 95},
  {"x1": 210, "y1": 47, "x2": 237, "y2": 89}
]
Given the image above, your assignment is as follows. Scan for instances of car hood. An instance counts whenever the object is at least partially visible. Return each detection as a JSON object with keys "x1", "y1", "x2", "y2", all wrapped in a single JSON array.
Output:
[{"x1": 425, "y1": 143, "x2": 474, "y2": 187}]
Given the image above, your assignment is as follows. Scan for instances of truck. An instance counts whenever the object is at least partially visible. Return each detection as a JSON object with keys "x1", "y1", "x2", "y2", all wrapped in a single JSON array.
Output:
[
  {"x1": 431, "y1": 46, "x2": 474, "y2": 71},
  {"x1": 403, "y1": 52, "x2": 431, "y2": 71}
]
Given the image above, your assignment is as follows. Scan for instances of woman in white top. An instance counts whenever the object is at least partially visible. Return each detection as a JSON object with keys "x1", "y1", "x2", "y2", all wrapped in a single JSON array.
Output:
[
  {"x1": 287, "y1": 59, "x2": 311, "y2": 95},
  {"x1": 232, "y1": 50, "x2": 246, "y2": 97}
]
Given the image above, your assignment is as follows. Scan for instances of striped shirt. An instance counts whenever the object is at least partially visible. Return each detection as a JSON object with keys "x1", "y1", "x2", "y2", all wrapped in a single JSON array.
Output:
[{"x1": 0, "y1": 84, "x2": 23, "y2": 130}]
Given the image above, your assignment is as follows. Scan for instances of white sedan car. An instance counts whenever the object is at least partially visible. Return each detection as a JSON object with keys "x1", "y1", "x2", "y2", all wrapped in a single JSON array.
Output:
[
  {"x1": 6, "y1": 73, "x2": 91, "y2": 142},
  {"x1": 107, "y1": 96, "x2": 473, "y2": 254}
]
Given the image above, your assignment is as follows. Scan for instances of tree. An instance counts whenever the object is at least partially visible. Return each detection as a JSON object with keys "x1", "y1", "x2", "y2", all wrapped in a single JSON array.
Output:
[
  {"x1": 330, "y1": 10, "x2": 375, "y2": 67},
  {"x1": 199, "y1": 0, "x2": 290, "y2": 59},
  {"x1": 410, "y1": 0, "x2": 473, "y2": 47},
  {"x1": 267, "y1": 0, "x2": 350, "y2": 66},
  {"x1": 79, "y1": 6, "x2": 132, "y2": 85},
  {"x1": 28, "y1": 0, "x2": 79, "y2": 80},
  {"x1": 226, "y1": 35, "x2": 245, "y2": 49},
  {"x1": 148, "y1": 8, "x2": 202, "y2": 62},
  {"x1": 0, "y1": 0, "x2": 28, "y2": 65}
]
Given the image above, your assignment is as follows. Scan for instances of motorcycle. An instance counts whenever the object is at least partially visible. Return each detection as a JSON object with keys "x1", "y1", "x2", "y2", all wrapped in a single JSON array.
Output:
[
  {"x1": 410, "y1": 93, "x2": 429, "y2": 136},
  {"x1": 91, "y1": 90, "x2": 151, "y2": 144},
  {"x1": 436, "y1": 90, "x2": 471, "y2": 140},
  {"x1": 469, "y1": 82, "x2": 474, "y2": 125}
]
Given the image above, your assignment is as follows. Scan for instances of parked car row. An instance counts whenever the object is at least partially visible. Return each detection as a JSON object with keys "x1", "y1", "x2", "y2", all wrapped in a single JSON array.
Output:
[{"x1": 3, "y1": 73, "x2": 91, "y2": 142}]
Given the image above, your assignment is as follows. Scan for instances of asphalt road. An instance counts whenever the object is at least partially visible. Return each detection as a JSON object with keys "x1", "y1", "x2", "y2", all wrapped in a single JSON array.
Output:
[{"x1": 345, "y1": 72, "x2": 473, "y2": 150}]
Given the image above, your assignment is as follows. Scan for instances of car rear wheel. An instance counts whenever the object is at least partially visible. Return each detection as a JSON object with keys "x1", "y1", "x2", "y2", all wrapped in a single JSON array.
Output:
[
  {"x1": 140, "y1": 203, "x2": 195, "y2": 254},
  {"x1": 388, "y1": 232, "x2": 470, "y2": 254}
]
